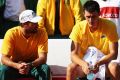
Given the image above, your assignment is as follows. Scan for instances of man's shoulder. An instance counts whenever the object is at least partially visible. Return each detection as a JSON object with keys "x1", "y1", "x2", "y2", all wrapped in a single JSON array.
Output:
[
  {"x1": 7, "y1": 26, "x2": 20, "y2": 32},
  {"x1": 100, "y1": 18, "x2": 116, "y2": 28},
  {"x1": 76, "y1": 20, "x2": 87, "y2": 26},
  {"x1": 37, "y1": 27, "x2": 48, "y2": 41},
  {"x1": 6, "y1": 26, "x2": 21, "y2": 35},
  {"x1": 74, "y1": 20, "x2": 87, "y2": 29},
  {"x1": 71, "y1": 20, "x2": 87, "y2": 35},
  {"x1": 37, "y1": 27, "x2": 47, "y2": 36},
  {"x1": 100, "y1": 18, "x2": 115, "y2": 24},
  {"x1": 38, "y1": 27, "x2": 46, "y2": 33},
  {"x1": 3, "y1": 26, "x2": 21, "y2": 40}
]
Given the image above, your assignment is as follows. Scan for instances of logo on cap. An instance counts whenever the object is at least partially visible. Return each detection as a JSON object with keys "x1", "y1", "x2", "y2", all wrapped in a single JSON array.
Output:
[{"x1": 19, "y1": 10, "x2": 41, "y2": 23}]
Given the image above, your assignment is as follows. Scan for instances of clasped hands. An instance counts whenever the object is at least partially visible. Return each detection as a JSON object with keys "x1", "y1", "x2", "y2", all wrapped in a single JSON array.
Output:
[
  {"x1": 17, "y1": 61, "x2": 31, "y2": 75},
  {"x1": 82, "y1": 62, "x2": 100, "y2": 75}
]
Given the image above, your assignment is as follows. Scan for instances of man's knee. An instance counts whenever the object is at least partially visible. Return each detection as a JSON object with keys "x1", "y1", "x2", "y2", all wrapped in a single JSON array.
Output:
[
  {"x1": 36, "y1": 64, "x2": 50, "y2": 79},
  {"x1": 40, "y1": 64, "x2": 50, "y2": 71},
  {"x1": 0, "y1": 65, "x2": 9, "y2": 73},
  {"x1": 37, "y1": 64, "x2": 50, "y2": 75},
  {"x1": 108, "y1": 62, "x2": 119, "y2": 71},
  {"x1": 0, "y1": 65, "x2": 12, "y2": 80},
  {"x1": 67, "y1": 63, "x2": 78, "y2": 73}
]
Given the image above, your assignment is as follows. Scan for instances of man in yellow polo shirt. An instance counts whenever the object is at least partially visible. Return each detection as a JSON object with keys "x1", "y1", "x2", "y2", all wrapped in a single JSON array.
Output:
[
  {"x1": 0, "y1": 10, "x2": 50, "y2": 80},
  {"x1": 66, "y1": 1, "x2": 120, "y2": 80},
  {"x1": 37, "y1": 0, "x2": 84, "y2": 38}
]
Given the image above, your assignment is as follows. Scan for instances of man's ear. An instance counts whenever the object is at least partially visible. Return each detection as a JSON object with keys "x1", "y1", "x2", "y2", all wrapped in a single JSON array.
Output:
[
  {"x1": 83, "y1": 12, "x2": 85, "y2": 16},
  {"x1": 82, "y1": 12, "x2": 86, "y2": 20}
]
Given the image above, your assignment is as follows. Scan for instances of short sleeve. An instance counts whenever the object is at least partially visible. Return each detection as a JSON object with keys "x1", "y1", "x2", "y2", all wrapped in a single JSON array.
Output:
[
  {"x1": 106, "y1": 22, "x2": 119, "y2": 43},
  {"x1": 38, "y1": 28, "x2": 48, "y2": 54},
  {"x1": 1, "y1": 29, "x2": 14, "y2": 56},
  {"x1": 69, "y1": 23, "x2": 82, "y2": 44}
]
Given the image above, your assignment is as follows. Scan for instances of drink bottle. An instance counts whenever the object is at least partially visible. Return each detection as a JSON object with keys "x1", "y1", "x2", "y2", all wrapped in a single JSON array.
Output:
[
  {"x1": 87, "y1": 63, "x2": 95, "y2": 80},
  {"x1": 87, "y1": 72, "x2": 94, "y2": 80}
]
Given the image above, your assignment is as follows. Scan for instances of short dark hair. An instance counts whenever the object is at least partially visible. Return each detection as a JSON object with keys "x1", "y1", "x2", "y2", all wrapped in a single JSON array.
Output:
[{"x1": 83, "y1": 1, "x2": 100, "y2": 13}]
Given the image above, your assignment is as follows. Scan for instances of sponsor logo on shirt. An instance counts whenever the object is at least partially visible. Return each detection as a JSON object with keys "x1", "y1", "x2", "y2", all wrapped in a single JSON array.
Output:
[{"x1": 101, "y1": 34, "x2": 106, "y2": 38}]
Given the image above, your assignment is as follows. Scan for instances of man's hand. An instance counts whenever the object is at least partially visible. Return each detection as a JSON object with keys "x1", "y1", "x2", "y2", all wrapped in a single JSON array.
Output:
[
  {"x1": 17, "y1": 62, "x2": 30, "y2": 75},
  {"x1": 93, "y1": 62, "x2": 100, "y2": 74},
  {"x1": 81, "y1": 62, "x2": 90, "y2": 74}
]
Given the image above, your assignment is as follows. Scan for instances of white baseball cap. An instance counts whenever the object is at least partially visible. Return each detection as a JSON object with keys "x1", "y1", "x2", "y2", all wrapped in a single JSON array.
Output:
[{"x1": 19, "y1": 10, "x2": 41, "y2": 23}]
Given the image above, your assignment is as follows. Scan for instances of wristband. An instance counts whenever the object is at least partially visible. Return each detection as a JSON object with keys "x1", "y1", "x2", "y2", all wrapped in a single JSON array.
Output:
[{"x1": 28, "y1": 62, "x2": 34, "y2": 68}]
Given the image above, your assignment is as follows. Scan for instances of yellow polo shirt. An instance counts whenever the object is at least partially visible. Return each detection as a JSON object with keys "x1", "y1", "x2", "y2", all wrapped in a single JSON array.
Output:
[
  {"x1": 1, "y1": 26, "x2": 48, "y2": 62},
  {"x1": 70, "y1": 18, "x2": 118, "y2": 58},
  {"x1": 37, "y1": 0, "x2": 84, "y2": 35}
]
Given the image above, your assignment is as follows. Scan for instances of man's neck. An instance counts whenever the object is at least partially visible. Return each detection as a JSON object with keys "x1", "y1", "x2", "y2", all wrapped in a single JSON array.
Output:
[
  {"x1": 21, "y1": 28, "x2": 31, "y2": 39},
  {"x1": 89, "y1": 27, "x2": 97, "y2": 33},
  {"x1": 23, "y1": 34, "x2": 31, "y2": 39},
  {"x1": 89, "y1": 20, "x2": 99, "y2": 33}
]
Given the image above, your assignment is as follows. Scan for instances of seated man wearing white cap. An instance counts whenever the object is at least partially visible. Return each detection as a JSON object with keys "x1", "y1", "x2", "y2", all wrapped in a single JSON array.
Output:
[{"x1": 0, "y1": 10, "x2": 50, "y2": 80}]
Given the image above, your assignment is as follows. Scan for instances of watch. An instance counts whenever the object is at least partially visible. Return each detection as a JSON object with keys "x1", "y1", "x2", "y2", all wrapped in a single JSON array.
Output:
[{"x1": 28, "y1": 62, "x2": 34, "y2": 68}]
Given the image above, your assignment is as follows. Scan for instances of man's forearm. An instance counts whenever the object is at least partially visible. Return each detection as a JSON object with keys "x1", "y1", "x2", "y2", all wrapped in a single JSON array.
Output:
[
  {"x1": 1, "y1": 55, "x2": 18, "y2": 69},
  {"x1": 98, "y1": 42, "x2": 118, "y2": 66},
  {"x1": 97, "y1": 53, "x2": 116, "y2": 66},
  {"x1": 30, "y1": 56, "x2": 47, "y2": 67},
  {"x1": 71, "y1": 52, "x2": 87, "y2": 66}
]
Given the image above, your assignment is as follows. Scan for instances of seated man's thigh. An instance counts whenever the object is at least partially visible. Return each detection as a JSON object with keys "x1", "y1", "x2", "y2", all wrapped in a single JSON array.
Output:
[
  {"x1": 106, "y1": 61, "x2": 120, "y2": 78},
  {"x1": 0, "y1": 65, "x2": 20, "y2": 80}
]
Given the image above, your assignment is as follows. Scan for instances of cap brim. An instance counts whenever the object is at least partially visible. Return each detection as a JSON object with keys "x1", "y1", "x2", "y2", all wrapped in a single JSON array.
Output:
[{"x1": 30, "y1": 16, "x2": 42, "y2": 23}]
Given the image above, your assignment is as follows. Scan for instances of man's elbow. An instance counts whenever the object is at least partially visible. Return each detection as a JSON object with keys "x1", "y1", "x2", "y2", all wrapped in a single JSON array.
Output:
[{"x1": 111, "y1": 51, "x2": 118, "y2": 60}]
